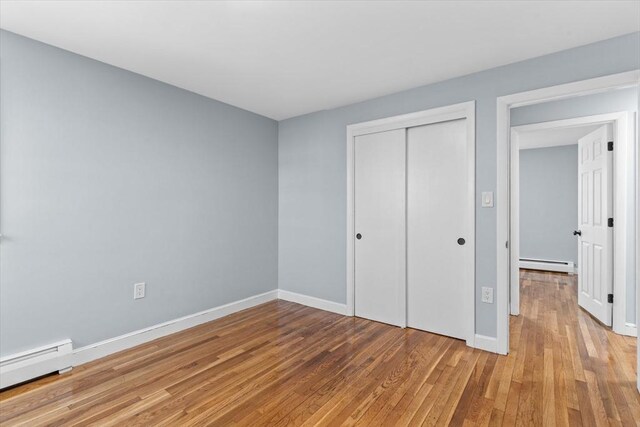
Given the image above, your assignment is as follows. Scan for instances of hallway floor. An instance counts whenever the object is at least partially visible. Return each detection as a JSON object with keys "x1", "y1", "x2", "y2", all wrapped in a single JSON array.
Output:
[{"x1": 507, "y1": 269, "x2": 639, "y2": 425}]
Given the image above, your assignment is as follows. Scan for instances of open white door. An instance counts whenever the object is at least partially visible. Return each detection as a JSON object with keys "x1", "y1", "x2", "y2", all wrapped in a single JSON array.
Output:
[{"x1": 577, "y1": 124, "x2": 613, "y2": 326}]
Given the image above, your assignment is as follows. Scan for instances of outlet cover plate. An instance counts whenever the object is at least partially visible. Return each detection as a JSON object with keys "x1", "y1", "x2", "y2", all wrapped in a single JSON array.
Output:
[
  {"x1": 134, "y1": 282, "x2": 146, "y2": 300},
  {"x1": 481, "y1": 286, "x2": 494, "y2": 304}
]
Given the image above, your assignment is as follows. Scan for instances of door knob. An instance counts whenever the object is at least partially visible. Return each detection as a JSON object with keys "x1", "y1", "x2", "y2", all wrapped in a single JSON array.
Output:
[
  {"x1": 356, "y1": 233, "x2": 362, "y2": 240},
  {"x1": 573, "y1": 230, "x2": 582, "y2": 236},
  {"x1": 457, "y1": 238, "x2": 465, "y2": 245}
]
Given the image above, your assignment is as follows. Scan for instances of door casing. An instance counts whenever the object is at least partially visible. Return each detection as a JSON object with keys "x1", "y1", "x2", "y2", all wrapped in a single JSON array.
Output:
[{"x1": 496, "y1": 70, "x2": 640, "y2": 356}]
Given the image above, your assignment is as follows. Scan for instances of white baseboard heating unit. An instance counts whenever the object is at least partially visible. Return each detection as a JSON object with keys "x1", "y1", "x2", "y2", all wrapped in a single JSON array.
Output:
[
  {"x1": 0, "y1": 339, "x2": 73, "y2": 389},
  {"x1": 519, "y1": 258, "x2": 576, "y2": 274}
]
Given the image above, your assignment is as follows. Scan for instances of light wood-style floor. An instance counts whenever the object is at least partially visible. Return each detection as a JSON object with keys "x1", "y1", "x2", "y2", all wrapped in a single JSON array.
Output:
[{"x1": 1, "y1": 270, "x2": 638, "y2": 426}]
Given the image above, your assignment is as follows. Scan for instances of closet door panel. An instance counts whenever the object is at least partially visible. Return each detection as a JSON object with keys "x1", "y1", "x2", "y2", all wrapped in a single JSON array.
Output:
[
  {"x1": 354, "y1": 129, "x2": 406, "y2": 327},
  {"x1": 407, "y1": 119, "x2": 469, "y2": 340}
]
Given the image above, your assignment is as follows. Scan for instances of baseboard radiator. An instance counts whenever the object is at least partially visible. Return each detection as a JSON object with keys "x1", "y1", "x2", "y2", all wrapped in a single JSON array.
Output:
[
  {"x1": 519, "y1": 258, "x2": 576, "y2": 274},
  {"x1": 0, "y1": 339, "x2": 73, "y2": 389}
]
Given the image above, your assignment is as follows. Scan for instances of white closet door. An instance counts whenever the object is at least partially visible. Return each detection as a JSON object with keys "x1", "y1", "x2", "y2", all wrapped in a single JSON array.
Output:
[
  {"x1": 577, "y1": 125, "x2": 613, "y2": 326},
  {"x1": 407, "y1": 119, "x2": 470, "y2": 340},
  {"x1": 354, "y1": 129, "x2": 406, "y2": 327}
]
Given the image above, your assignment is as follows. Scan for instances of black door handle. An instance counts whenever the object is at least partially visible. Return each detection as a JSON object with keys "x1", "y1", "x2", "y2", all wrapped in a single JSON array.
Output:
[
  {"x1": 573, "y1": 230, "x2": 582, "y2": 236},
  {"x1": 457, "y1": 238, "x2": 465, "y2": 245},
  {"x1": 356, "y1": 233, "x2": 362, "y2": 240}
]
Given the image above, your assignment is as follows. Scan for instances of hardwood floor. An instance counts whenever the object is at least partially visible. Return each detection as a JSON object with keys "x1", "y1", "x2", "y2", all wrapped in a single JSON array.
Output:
[{"x1": 1, "y1": 270, "x2": 638, "y2": 426}]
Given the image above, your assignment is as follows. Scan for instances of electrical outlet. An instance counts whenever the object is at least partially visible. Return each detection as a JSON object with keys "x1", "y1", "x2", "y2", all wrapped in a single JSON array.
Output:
[
  {"x1": 134, "y1": 282, "x2": 146, "y2": 300},
  {"x1": 481, "y1": 286, "x2": 494, "y2": 304}
]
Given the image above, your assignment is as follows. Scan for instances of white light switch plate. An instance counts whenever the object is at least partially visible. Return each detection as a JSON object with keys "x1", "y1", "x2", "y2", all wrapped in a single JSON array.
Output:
[
  {"x1": 481, "y1": 286, "x2": 494, "y2": 304},
  {"x1": 481, "y1": 191, "x2": 494, "y2": 208}
]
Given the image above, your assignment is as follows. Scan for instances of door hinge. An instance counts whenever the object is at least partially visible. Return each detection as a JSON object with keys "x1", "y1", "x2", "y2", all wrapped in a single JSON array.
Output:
[
  {"x1": 608, "y1": 141, "x2": 613, "y2": 151},
  {"x1": 608, "y1": 294, "x2": 614, "y2": 304},
  {"x1": 608, "y1": 218, "x2": 614, "y2": 227}
]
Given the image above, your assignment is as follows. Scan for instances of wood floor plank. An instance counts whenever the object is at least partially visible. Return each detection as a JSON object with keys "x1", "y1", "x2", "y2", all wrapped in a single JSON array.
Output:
[{"x1": 1, "y1": 270, "x2": 638, "y2": 426}]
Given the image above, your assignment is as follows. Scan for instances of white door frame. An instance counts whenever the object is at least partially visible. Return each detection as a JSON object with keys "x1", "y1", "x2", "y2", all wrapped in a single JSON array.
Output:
[
  {"x1": 510, "y1": 112, "x2": 635, "y2": 337},
  {"x1": 346, "y1": 101, "x2": 476, "y2": 347},
  {"x1": 637, "y1": 98, "x2": 640, "y2": 393},
  {"x1": 496, "y1": 70, "x2": 640, "y2": 355}
]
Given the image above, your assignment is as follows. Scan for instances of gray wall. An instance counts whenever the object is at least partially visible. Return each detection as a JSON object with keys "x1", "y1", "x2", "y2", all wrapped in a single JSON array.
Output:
[
  {"x1": 512, "y1": 87, "x2": 638, "y2": 323},
  {"x1": 519, "y1": 145, "x2": 578, "y2": 264},
  {"x1": 278, "y1": 32, "x2": 640, "y2": 338},
  {"x1": 0, "y1": 30, "x2": 279, "y2": 356}
]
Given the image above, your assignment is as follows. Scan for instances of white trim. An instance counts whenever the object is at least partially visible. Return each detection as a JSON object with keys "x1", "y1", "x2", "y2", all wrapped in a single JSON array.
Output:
[
  {"x1": 510, "y1": 127, "x2": 521, "y2": 316},
  {"x1": 636, "y1": 93, "x2": 640, "y2": 392},
  {"x1": 473, "y1": 334, "x2": 497, "y2": 353},
  {"x1": 519, "y1": 140, "x2": 577, "y2": 150},
  {"x1": 498, "y1": 71, "x2": 640, "y2": 109},
  {"x1": 621, "y1": 322, "x2": 638, "y2": 338},
  {"x1": 346, "y1": 101, "x2": 477, "y2": 349},
  {"x1": 519, "y1": 259, "x2": 576, "y2": 274},
  {"x1": 497, "y1": 96, "x2": 510, "y2": 355},
  {"x1": 73, "y1": 290, "x2": 278, "y2": 366},
  {"x1": 277, "y1": 290, "x2": 347, "y2": 315},
  {"x1": 0, "y1": 340, "x2": 73, "y2": 389},
  {"x1": 509, "y1": 112, "x2": 634, "y2": 335},
  {"x1": 347, "y1": 101, "x2": 477, "y2": 138},
  {"x1": 497, "y1": 70, "x2": 640, "y2": 356},
  {"x1": 518, "y1": 129, "x2": 598, "y2": 150},
  {"x1": 30, "y1": 289, "x2": 351, "y2": 372}
]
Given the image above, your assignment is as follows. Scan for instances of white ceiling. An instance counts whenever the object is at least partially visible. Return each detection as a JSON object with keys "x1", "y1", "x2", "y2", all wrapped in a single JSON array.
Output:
[
  {"x1": 1, "y1": 1, "x2": 639, "y2": 120},
  {"x1": 518, "y1": 125, "x2": 600, "y2": 150}
]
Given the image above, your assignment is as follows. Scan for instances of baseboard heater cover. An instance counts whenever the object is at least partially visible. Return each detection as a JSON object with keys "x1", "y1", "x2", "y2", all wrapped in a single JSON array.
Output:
[
  {"x1": 0, "y1": 339, "x2": 73, "y2": 389},
  {"x1": 519, "y1": 258, "x2": 576, "y2": 274}
]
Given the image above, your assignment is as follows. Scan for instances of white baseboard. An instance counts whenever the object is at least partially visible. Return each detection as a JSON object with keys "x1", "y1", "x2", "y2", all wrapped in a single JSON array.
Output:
[
  {"x1": 73, "y1": 290, "x2": 278, "y2": 366},
  {"x1": 615, "y1": 322, "x2": 638, "y2": 337},
  {"x1": 519, "y1": 259, "x2": 576, "y2": 274},
  {"x1": 278, "y1": 290, "x2": 347, "y2": 315},
  {"x1": 1, "y1": 340, "x2": 73, "y2": 389},
  {"x1": 472, "y1": 334, "x2": 498, "y2": 353},
  {"x1": 279, "y1": 291, "x2": 503, "y2": 354},
  {"x1": 14, "y1": 288, "x2": 502, "y2": 377}
]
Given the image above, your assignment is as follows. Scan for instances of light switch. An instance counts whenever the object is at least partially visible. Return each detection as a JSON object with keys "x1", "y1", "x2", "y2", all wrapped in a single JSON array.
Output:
[{"x1": 481, "y1": 191, "x2": 494, "y2": 208}]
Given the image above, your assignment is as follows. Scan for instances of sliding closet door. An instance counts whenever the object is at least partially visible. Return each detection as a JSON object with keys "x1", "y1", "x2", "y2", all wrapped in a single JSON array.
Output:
[
  {"x1": 407, "y1": 119, "x2": 470, "y2": 340},
  {"x1": 354, "y1": 129, "x2": 406, "y2": 327}
]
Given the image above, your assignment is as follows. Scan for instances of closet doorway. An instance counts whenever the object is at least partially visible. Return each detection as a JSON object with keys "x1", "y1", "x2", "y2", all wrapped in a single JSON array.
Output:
[{"x1": 346, "y1": 102, "x2": 476, "y2": 346}]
